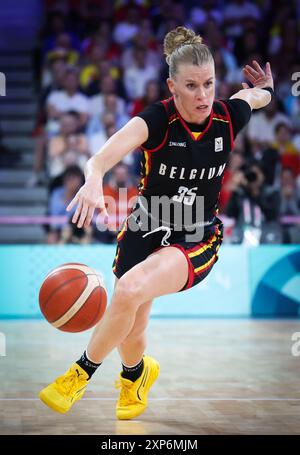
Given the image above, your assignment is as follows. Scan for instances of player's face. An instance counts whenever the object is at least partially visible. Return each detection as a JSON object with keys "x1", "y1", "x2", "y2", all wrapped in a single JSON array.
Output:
[{"x1": 167, "y1": 63, "x2": 215, "y2": 124}]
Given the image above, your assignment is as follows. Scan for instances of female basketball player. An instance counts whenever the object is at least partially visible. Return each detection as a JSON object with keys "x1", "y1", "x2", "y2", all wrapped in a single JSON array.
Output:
[{"x1": 39, "y1": 26, "x2": 274, "y2": 419}]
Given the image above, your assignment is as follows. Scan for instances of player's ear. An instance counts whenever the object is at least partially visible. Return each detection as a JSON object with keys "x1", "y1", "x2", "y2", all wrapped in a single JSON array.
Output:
[{"x1": 167, "y1": 78, "x2": 176, "y2": 96}]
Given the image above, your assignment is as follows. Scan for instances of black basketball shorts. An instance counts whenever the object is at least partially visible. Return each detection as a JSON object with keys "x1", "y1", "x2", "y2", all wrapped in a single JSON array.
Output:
[{"x1": 111, "y1": 206, "x2": 223, "y2": 292}]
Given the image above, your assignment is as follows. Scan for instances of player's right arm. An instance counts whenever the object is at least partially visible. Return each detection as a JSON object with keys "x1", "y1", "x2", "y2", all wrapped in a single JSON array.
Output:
[{"x1": 66, "y1": 116, "x2": 149, "y2": 228}]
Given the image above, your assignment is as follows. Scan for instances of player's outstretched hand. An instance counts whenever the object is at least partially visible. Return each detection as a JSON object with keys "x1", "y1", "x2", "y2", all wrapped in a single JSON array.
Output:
[
  {"x1": 242, "y1": 60, "x2": 274, "y2": 91},
  {"x1": 66, "y1": 175, "x2": 108, "y2": 228}
]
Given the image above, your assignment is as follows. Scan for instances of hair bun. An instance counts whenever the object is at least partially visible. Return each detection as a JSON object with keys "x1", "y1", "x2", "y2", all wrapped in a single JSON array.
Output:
[{"x1": 164, "y1": 26, "x2": 203, "y2": 63}]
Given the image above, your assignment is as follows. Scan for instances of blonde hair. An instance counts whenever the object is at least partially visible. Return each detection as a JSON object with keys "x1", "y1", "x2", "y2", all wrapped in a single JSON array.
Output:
[{"x1": 164, "y1": 26, "x2": 213, "y2": 78}]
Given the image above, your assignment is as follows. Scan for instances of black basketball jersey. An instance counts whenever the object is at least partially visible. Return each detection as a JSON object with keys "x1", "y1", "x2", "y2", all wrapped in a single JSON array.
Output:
[{"x1": 138, "y1": 96, "x2": 234, "y2": 225}]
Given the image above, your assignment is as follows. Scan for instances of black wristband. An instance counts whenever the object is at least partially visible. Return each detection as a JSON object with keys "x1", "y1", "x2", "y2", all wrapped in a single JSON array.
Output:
[{"x1": 262, "y1": 86, "x2": 274, "y2": 98}]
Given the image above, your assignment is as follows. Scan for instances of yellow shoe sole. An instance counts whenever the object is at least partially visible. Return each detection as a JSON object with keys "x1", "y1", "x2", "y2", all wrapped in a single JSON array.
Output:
[
  {"x1": 39, "y1": 390, "x2": 68, "y2": 414},
  {"x1": 39, "y1": 388, "x2": 86, "y2": 414}
]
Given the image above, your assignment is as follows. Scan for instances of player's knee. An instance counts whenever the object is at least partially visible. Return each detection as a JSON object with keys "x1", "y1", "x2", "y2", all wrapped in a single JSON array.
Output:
[{"x1": 114, "y1": 275, "x2": 144, "y2": 308}]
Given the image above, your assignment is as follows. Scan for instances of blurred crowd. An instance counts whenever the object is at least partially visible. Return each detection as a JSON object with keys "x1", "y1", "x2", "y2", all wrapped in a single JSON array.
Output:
[{"x1": 27, "y1": 0, "x2": 300, "y2": 245}]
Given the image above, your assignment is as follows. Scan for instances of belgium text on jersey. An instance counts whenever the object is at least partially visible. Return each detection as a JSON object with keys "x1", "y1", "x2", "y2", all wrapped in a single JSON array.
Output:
[{"x1": 158, "y1": 162, "x2": 226, "y2": 180}]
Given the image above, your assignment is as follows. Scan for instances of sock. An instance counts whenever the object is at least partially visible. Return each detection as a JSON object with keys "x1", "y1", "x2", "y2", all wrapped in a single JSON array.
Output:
[
  {"x1": 76, "y1": 350, "x2": 102, "y2": 379},
  {"x1": 121, "y1": 358, "x2": 144, "y2": 382}
]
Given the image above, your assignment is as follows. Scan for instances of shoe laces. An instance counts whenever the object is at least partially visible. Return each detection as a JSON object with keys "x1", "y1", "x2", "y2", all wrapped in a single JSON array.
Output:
[
  {"x1": 115, "y1": 378, "x2": 136, "y2": 405},
  {"x1": 56, "y1": 368, "x2": 86, "y2": 396}
]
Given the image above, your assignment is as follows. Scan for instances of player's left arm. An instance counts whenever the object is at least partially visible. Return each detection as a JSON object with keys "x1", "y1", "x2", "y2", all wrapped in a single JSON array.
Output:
[{"x1": 230, "y1": 60, "x2": 274, "y2": 110}]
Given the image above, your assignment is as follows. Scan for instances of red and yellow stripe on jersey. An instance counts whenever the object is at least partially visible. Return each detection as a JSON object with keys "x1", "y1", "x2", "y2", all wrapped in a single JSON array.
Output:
[
  {"x1": 116, "y1": 217, "x2": 128, "y2": 242},
  {"x1": 139, "y1": 150, "x2": 151, "y2": 193},
  {"x1": 112, "y1": 245, "x2": 120, "y2": 274},
  {"x1": 113, "y1": 217, "x2": 129, "y2": 273},
  {"x1": 170, "y1": 224, "x2": 223, "y2": 290}
]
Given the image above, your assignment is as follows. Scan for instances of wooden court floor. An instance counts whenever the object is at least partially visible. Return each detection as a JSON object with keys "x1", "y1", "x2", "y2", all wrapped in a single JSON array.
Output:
[{"x1": 0, "y1": 319, "x2": 299, "y2": 435}]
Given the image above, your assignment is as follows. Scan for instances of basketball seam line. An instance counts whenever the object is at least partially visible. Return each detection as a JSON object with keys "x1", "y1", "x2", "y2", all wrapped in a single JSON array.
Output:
[
  {"x1": 40, "y1": 273, "x2": 100, "y2": 314},
  {"x1": 51, "y1": 275, "x2": 99, "y2": 328},
  {"x1": 59, "y1": 285, "x2": 105, "y2": 331},
  {"x1": 40, "y1": 275, "x2": 88, "y2": 316}
]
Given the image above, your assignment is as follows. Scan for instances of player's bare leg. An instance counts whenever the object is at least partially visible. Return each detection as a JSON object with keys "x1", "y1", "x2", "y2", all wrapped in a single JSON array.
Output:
[
  {"x1": 117, "y1": 300, "x2": 153, "y2": 368},
  {"x1": 94, "y1": 277, "x2": 153, "y2": 367},
  {"x1": 86, "y1": 246, "x2": 188, "y2": 363},
  {"x1": 87, "y1": 279, "x2": 153, "y2": 366}
]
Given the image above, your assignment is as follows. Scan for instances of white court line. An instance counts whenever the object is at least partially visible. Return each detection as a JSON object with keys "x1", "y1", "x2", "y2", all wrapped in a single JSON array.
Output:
[{"x1": 1, "y1": 397, "x2": 300, "y2": 402}]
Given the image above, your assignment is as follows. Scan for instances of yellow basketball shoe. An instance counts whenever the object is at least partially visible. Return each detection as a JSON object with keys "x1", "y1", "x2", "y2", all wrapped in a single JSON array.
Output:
[
  {"x1": 39, "y1": 363, "x2": 89, "y2": 414},
  {"x1": 115, "y1": 355, "x2": 160, "y2": 420}
]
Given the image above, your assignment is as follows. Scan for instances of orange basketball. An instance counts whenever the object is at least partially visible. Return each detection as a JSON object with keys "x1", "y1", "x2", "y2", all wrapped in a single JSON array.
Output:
[{"x1": 39, "y1": 263, "x2": 107, "y2": 332}]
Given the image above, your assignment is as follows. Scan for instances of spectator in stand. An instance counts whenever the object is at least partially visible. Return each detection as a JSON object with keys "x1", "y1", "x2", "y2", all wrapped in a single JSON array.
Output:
[
  {"x1": 87, "y1": 60, "x2": 125, "y2": 97},
  {"x1": 129, "y1": 80, "x2": 162, "y2": 117},
  {"x1": 280, "y1": 167, "x2": 300, "y2": 215},
  {"x1": 34, "y1": 56, "x2": 68, "y2": 137},
  {"x1": 156, "y1": 2, "x2": 185, "y2": 42},
  {"x1": 80, "y1": 43, "x2": 106, "y2": 88},
  {"x1": 216, "y1": 80, "x2": 234, "y2": 99},
  {"x1": 259, "y1": 122, "x2": 300, "y2": 193},
  {"x1": 88, "y1": 94, "x2": 129, "y2": 139},
  {"x1": 187, "y1": 0, "x2": 223, "y2": 29},
  {"x1": 280, "y1": 167, "x2": 300, "y2": 243},
  {"x1": 234, "y1": 28, "x2": 264, "y2": 67},
  {"x1": 113, "y1": 0, "x2": 149, "y2": 23},
  {"x1": 47, "y1": 165, "x2": 85, "y2": 244},
  {"x1": 223, "y1": 0, "x2": 261, "y2": 40},
  {"x1": 81, "y1": 21, "x2": 120, "y2": 63},
  {"x1": 268, "y1": 17, "x2": 299, "y2": 90},
  {"x1": 87, "y1": 112, "x2": 117, "y2": 156},
  {"x1": 46, "y1": 66, "x2": 89, "y2": 136},
  {"x1": 26, "y1": 60, "x2": 88, "y2": 187},
  {"x1": 213, "y1": 48, "x2": 228, "y2": 86},
  {"x1": 89, "y1": 74, "x2": 127, "y2": 117},
  {"x1": 41, "y1": 50, "x2": 69, "y2": 92},
  {"x1": 80, "y1": 43, "x2": 121, "y2": 93},
  {"x1": 219, "y1": 139, "x2": 245, "y2": 213},
  {"x1": 40, "y1": 11, "x2": 67, "y2": 57},
  {"x1": 272, "y1": 123, "x2": 300, "y2": 178},
  {"x1": 42, "y1": 36, "x2": 80, "y2": 97},
  {"x1": 121, "y1": 19, "x2": 161, "y2": 73},
  {"x1": 105, "y1": 94, "x2": 129, "y2": 126},
  {"x1": 112, "y1": 5, "x2": 140, "y2": 47},
  {"x1": 58, "y1": 220, "x2": 93, "y2": 244},
  {"x1": 246, "y1": 97, "x2": 290, "y2": 159},
  {"x1": 226, "y1": 53, "x2": 267, "y2": 96},
  {"x1": 260, "y1": 144, "x2": 281, "y2": 192},
  {"x1": 47, "y1": 112, "x2": 90, "y2": 186},
  {"x1": 94, "y1": 163, "x2": 138, "y2": 243},
  {"x1": 267, "y1": 3, "x2": 295, "y2": 56},
  {"x1": 45, "y1": 31, "x2": 80, "y2": 66},
  {"x1": 123, "y1": 45, "x2": 159, "y2": 100},
  {"x1": 203, "y1": 19, "x2": 238, "y2": 78},
  {"x1": 40, "y1": 8, "x2": 82, "y2": 52},
  {"x1": 40, "y1": 55, "x2": 67, "y2": 101},
  {"x1": 226, "y1": 162, "x2": 280, "y2": 244},
  {"x1": 139, "y1": 16, "x2": 160, "y2": 51}
]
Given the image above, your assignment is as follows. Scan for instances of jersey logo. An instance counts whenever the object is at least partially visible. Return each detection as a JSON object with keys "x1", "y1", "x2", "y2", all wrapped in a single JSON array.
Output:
[
  {"x1": 215, "y1": 137, "x2": 223, "y2": 152},
  {"x1": 169, "y1": 141, "x2": 186, "y2": 147}
]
